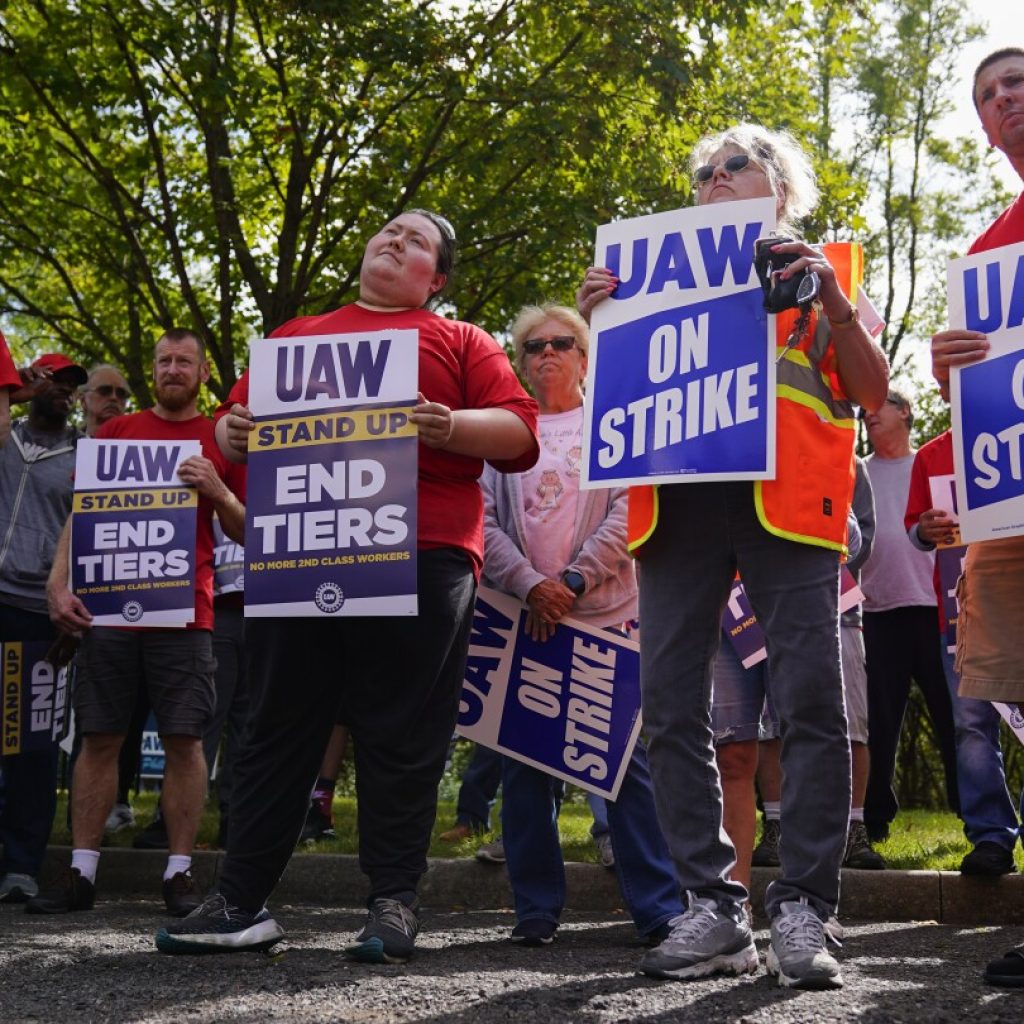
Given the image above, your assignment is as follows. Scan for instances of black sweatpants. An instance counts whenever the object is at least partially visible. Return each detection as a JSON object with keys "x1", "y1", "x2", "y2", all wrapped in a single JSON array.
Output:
[
  {"x1": 217, "y1": 548, "x2": 476, "y2": 912},
  {"x1": 863, "y1": 605, "x2": 959, "y2": 831}
]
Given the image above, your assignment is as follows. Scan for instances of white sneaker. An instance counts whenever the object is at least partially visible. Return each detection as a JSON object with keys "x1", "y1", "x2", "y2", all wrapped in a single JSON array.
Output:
[
  {"x1": 475, "y1": 838, "x2": 505, "y2": 863},
  {"x1": 0, "y1": 872, "x2": 38, "y2": 902},
  {"x1": 640, "y1": 894, "x2": 758, "y2": 981},
  {"x1": 767, "y1": 898, "x2": 843, "y2": 989},
  {"x1": 104, "y1": 802, "x2": 135, "y2": 834}
]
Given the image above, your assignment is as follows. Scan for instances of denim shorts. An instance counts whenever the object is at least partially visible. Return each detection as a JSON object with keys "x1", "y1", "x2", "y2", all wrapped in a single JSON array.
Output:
[{"x1": 711, "y1": 636, "x2": 779, "y2": 745}]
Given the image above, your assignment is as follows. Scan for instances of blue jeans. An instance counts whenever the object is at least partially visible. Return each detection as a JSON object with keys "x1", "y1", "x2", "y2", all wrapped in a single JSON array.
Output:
[
  {"x1": 454, "y1": 743, "x2": 503, "y2": 831},
  {"x1": 501, "y1": 741, "x2": 682, "y2": 936},
  {"x1": 638, "y1": 482, "x2": 850, "y2": 920},
  {"x1": 940, "y1": 641, "x2": 1022, "y2": 849}
]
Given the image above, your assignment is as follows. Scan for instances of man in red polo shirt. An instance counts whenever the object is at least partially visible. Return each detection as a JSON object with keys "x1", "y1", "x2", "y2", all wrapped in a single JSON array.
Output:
[
  {"x1": 930, "y1": 46, "x2": 1024, "y2": 988},
  {"x1": 35, "y1": 328, "x2": 245, "y2": 917}
]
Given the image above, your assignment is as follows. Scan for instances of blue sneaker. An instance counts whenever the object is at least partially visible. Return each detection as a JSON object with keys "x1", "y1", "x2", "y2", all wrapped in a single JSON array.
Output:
[
  {"x1": 155, "y1": 894, "x2": 284, "y2": 954},
  {"x1": 345, "y1": 896, "x2": 420, "y2": 964}
]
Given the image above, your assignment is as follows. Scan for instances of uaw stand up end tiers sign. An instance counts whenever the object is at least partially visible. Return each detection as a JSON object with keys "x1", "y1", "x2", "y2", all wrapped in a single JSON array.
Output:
[
  {"x1": 72, "y1": 439, "x2": 200, "y2": 627},
  {"x1": 245, "y1": 330, "x2": 418, "y2": 617}
]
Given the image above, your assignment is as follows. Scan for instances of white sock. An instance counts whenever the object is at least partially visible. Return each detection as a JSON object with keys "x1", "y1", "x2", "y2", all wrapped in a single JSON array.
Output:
[
  {"x1": 71, "y1": 849, "x2": 100, "y2": 884},
  {"x1": 850, "y1": 806, "x2": 865, "y2": 822},
  {"x1": 164, "y1": 854, "x2": 192, "y2": 882},
  {"x1": 763, "y1": 801, "x2": 781, "y2": 821}
]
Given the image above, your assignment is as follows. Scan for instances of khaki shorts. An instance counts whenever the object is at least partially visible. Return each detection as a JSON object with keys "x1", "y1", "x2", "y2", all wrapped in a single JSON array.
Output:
[
  {"x1": 955, "y1": 536, "x2": 1024, "y2": 703},
  {"x1": 840, "y1": 624, "x2": 868, "y2": 744}
]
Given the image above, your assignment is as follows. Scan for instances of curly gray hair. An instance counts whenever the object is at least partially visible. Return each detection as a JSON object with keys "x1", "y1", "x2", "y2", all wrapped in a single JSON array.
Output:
[{"x1": 689, "y1": 123, "x2": 819, "y2": 231}]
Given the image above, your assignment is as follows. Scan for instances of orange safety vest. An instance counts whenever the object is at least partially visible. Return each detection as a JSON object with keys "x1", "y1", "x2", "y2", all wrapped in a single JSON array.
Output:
[{"x1": 627, "y1": 242, "x2": 862, "y2": 557}]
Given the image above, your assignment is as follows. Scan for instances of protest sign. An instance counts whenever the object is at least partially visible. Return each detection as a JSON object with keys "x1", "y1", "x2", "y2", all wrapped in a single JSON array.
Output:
[
  {"x1": 927, "y1": 471, "x2": 966, "y2": 653},
  {"x1": 71, "y1": 438, "x2": 200, "y2": 626},
  {"x1": 245, "y1": 330, "x2": 418, "y2": 617},
  {"x1": 995, "y1": 702, "x2": 1024, "y2": 749},
  {"x1": 213, "y1": 516, "x2": 245, "y2": 596},
  {"x1": 948, "y1": 241, "x2": 1024, "y2": 541},
  {"x1": 1, "y1": 641, "x2": 68, "y2": 756},
  {"x1": 582, "y1": 198, "x2": 777, "y2": 488},
  {"x1": 457, "y1": 587, "x2": 641, "y2": 800},
  {"x1": 723, "y1": 569, "x2": 863, "y2": 668}
]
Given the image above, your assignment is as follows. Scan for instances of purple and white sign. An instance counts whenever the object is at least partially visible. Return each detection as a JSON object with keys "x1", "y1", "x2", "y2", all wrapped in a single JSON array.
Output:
[
  {"x1": 71, "y1": 439, "x2": 199, "y2": 627},
  {"x1": 582, "y1": 198, "x2": 777, "y2": 489},
  {"x1": 948, "y1": 241, "x2": 1024, "y2": 541},
  {"x1": 245, "y1": 331, "x2": 418, "y2": 616},
  {"x1": 456, "y1": 587, "x2": 641, "y2": 800},
  {"x1": 1, "y1": 641, "x2": 69, "y2": 756},
  {"x1": 213, "y1": 516, "x2": 245, "y2": 596}
]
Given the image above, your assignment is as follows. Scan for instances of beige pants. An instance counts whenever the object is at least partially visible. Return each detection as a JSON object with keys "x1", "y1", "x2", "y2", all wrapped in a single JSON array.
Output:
[{"x1": 956, "y1": 535, "x2": 1024, "y2": 703}]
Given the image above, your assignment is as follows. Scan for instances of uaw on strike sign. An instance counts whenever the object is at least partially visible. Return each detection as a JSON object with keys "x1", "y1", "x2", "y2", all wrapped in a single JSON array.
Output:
[
  {"x1": 71, "y1": 439, "x2": 200, "y2": 626},
  {"x1": 582, "y1": 197, "x2": 777, "y2": 489},
  {"x1": 244, "y1": 331, "x2": 418, "y2": 617}
]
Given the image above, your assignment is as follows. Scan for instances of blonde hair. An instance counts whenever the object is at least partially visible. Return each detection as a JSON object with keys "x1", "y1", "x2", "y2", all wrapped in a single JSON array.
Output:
[
  {"x1": 510, "y1": 303, "x2": 589, "y2": 372},
  {"x1": 689, "y1": 123, "x2": 819, "y2": 231}
]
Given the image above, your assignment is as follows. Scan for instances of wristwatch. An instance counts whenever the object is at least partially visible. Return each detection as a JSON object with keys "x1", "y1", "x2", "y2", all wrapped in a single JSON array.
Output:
[{"x1": 562, "y1": 570, "x2": 586, "y2": 596}]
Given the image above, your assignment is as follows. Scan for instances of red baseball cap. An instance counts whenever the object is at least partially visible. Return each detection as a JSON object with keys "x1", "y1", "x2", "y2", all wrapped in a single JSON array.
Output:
[{"x1": 32, "y1": 353, "x2": 88, "y2": 386}]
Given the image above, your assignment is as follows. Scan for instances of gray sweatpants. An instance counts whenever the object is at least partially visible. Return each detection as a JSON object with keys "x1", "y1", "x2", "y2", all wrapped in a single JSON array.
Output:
[{"x1": 638, "y1": 481, "x2": 851, "y2": 920}]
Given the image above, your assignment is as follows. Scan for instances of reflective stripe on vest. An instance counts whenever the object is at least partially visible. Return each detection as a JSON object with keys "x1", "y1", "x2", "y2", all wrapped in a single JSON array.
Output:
[{"x1": 627, "y1": 242, "x2": 861, "y2": 556}]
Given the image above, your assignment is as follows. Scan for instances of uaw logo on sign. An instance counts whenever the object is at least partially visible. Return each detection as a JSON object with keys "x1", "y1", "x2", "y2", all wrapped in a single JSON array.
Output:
[
  {"x1": 582, "y1": 198, "x2": 777, "y2": 489},
  {"x1": 948, "y1": 241, "x2": 1024, "y2": 542},
  {"x1": 244, "y1": 331, "x2": 419, "y2": 617},
  {"x1": 456, "y1": 587, "x2": 642, "y2": 800},
  {"x1": 71, "y1": 439, "x2": 200, "y2": 627},
  {"x1": 1, "y1": 641, "x2": 68, "y2": 756}
]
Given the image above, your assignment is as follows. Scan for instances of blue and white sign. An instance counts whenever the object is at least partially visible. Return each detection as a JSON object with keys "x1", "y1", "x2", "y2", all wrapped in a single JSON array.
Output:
[
  {"x1": 948, "y1": 241, "x2": 1024, "y2": 541},
  {"x1": 1, "y1": 641, "x2": 68, "y2": 756},
  {"x1": 245, "y1": 331, "x2": 418, "y2": 616},
  {"x1": 71, "y1": 439, "x2": 200, "y2": 627},
  {"x1": 212, "y1": 516, "x2": 245, "y2": 596},
  {"x1": 456, "y1": 587, "x2": 641, "y2": 800},
  {"x1": 582, "y1": 198, "x2": 777, "y2": 488}
]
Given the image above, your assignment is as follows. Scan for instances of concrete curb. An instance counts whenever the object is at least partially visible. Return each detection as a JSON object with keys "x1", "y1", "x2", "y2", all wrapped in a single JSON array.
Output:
[{"x1": 40, "y1": 846, "x2": 1024, "y2": 925}]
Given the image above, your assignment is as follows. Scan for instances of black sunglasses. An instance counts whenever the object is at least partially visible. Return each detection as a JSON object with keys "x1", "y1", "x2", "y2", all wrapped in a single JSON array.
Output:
[
  {"x1": 523, "y1": 336, "x2": 577, "y2": 355},
  {"x1": 694, "y1": 153, "x2": 752, "y2": 184},
  {"x1": 89, "y1": 384, "x2": 131, "y2": 401}
]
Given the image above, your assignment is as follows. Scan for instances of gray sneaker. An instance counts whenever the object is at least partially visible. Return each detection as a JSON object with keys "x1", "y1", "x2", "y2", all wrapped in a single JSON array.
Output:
[
  {"x1": 640, "y1": 894, "x2": 758, "y2": 981},
  {"x1": 0, "y1": 873, "x2": 38, "y2": 903},
  {"x1": 594, "y1": 833, "x2": 615, "y2": 870},
  {"x1": 767, "y1": 898, "x2": 842, "y2": 989}
]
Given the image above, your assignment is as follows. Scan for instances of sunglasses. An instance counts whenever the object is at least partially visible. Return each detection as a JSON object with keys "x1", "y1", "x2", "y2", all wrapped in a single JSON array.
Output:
[
  {"x1": 89, "y1": 384, "x2": 131, "y2": 401},
  {"x1": 694, "y1": 153, "x2": 754, "y2": 184},
  {"x1": 523, "y1": 336, "x2": 577, "y2": 355}
]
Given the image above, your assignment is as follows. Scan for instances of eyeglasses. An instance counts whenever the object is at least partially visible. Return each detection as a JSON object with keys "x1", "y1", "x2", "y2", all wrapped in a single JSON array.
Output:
[
  {"x1": 88, "y1": 384, "x2": 131, "y2": 401},
  {"x1": 523, "y1": 336, "x2": 577, "y2": 356},
  {"x1": 694, "y1": 153, "x2": 753, "y2": 184}
]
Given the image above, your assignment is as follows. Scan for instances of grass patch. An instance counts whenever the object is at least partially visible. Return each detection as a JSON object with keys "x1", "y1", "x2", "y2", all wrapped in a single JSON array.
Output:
[{"x1": 50, "y1": 791, "x2": 1020, "y2": 872}]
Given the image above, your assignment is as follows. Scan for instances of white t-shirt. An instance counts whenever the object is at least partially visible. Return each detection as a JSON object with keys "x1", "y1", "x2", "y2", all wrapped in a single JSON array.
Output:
[
  {"x1": 521, "y1": 406, "x2": 583, "y2": 579},
  {"x1": 861, "y1": 453, "x2": 937, "y2": 612}
]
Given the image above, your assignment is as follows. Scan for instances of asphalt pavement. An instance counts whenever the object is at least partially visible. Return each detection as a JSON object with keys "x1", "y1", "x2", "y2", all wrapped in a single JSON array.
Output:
[{"x1": 2, "y1": 900, "x2": 1022, "y2": 1023}]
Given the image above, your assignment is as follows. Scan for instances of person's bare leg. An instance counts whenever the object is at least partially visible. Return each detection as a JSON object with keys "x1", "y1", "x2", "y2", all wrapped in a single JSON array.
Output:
[
  {"x1": 851, "y1": 741, "x2": 869, "y2": 811},
  {"x1": 716, "y1": 739, "x2": 758, "y2": 889},
  {"x1": 319, "y1": 724, "x2": 349, "y2": 779},
  {"x1": 756, "y1": 737, "x2": 782, "y2": 802},
  {"x1": 161, "y1": 736, "x2": 208, "y2": 855},
  {"x1": 71, "y1": 734, "x2": 125, "y2": 850}
]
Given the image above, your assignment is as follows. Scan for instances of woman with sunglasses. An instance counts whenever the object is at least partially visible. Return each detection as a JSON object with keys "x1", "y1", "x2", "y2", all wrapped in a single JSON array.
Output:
[
  {"x1": 577, "y1": 124, "x2": 889, "y2": 989},
  {"x1": 157, "y1": 208, "x2": 539, "y2": 964},
  {"x1": 481, "y1": 302, "x2": 682, "y2": 947}
]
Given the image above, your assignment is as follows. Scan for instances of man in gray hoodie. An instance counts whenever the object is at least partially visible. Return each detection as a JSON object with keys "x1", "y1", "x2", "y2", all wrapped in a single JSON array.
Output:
[{"x1": 0, "y1": 353, "x2": 87, "y2": 903}]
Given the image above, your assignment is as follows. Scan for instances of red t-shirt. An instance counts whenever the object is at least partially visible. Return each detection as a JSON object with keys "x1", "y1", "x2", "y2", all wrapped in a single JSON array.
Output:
[
  {"x1": 968, "y1": 191, "x2": 1024, "y2": 254},
  {"x1": 904, "y1": 429, "x2": 954, "y2": 630},
  {"x1": 97, "y1": 409, "x2": 241, "y2": 630},
  {"x1": 220, "y1": 304, "x2": 539, "y2": 572},
  {"x1": 0, "y1": 331, "x2": 20, "y2": 390}
]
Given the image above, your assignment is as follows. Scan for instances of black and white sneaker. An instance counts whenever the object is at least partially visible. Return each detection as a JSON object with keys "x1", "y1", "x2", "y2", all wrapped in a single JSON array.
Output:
[
  {"x1": 345, "y1": 895, "x2": 420, "y2": 964},
  {"x1": 155, "y1": 894, "x2": 284, "y2": 954}
]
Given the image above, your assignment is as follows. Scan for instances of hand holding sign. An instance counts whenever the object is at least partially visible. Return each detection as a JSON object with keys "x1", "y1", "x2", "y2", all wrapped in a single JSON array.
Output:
[
  {"x1": 48, "y1": 579, "x2": 93, "y2": 635},
  {"x1": 576, "y1": 266, "x2": 619, "y2": 323},
  {"x1": 176, "y1": 454, "x2": 231, "y2": 501},
  {"x1": 410, "y1": 392, "x2": 454, "y2": 449},
  {"x1": 931, "y1": 328, "x2": 990, "y2": 387},
  {"x1": 221, "y1": 402, "x2": 255, "y2": 460},
  {"x1": 917, "y1": 507, "x2": 959, "y2": 547}
]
